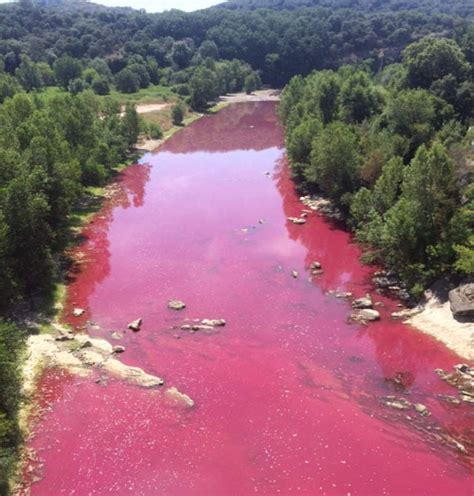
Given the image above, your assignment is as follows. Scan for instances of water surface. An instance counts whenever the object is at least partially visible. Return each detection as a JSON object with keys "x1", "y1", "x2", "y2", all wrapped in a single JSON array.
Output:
[{"x1": 28, "y1": 102, "x2": 472, "y2": 495}]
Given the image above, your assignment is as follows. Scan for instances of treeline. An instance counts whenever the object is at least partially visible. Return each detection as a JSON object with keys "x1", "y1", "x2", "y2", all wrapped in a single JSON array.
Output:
[
  {"x1": 0, "y1": 92, "x2": 141, "y2": 309},
  {"x1": 280, "y1": 36, "x2": 474, "y2": 295},
  {"x1": 0, "y1": 1, "x2": 472, "y2": 88},
  {"x1": 222, "y1": 0, "x2": 474, "y2": 17},
  {"x1": 0, "y1": 41, "x2": 260, "y2": 111}
]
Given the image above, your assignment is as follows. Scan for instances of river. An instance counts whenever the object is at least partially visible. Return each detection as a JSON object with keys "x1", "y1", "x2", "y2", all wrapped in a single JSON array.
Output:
[{"x1": 26, "y1": 102, "x2": 472, "y2": 495}]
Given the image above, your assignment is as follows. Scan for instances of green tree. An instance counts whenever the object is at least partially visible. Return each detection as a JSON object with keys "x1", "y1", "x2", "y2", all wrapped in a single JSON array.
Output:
[
  {"x1": 115, "y1": 68, "x2": 140, "y2": 94},
  {"x1": 53, "y1": 56, "x2": 82, "y2": 90},
  {"x1": 15, "y1": 55, "x2": 42, "y2": 92},
  {"x1": 308, "y1": 122, "x2": 360, "y2": 203},
  {"x1": 340, "y1": 71, "x2": 382, "y2": 123},
  {"x1": 121, "y1": 103, "x2": 140, "y2": 149},
  {"x1": 403, "y1": 37, "x2": 469, "y2": 89},
  {"x1": 171, "y1": 103, "x2": 185, "y2": 126}
]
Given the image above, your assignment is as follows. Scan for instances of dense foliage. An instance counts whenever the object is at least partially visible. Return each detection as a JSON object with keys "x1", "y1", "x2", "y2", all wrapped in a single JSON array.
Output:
[
  {"x1": 0, "y1": 321, "x2": 24, "y2": 495},
  {"x1": 0, "y1": 1, "x2": 471, "y2": 89},
  {"x1": 280, "y1": 36, "x2": 474, "y2": 294},
  {"x1": 0, "y1": 91, "x2": 141, "y2": 309}
]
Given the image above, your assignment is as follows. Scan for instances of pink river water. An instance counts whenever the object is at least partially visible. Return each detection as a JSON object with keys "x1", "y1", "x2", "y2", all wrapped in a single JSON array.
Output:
[{"x1": 26, "y1": 102, "x2": 473, "y2": 495}]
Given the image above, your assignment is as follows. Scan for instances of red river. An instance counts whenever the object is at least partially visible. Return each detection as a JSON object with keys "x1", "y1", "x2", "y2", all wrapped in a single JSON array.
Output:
[{"x1": 26, "y1": 102, "x2": 473, "y2": 495}]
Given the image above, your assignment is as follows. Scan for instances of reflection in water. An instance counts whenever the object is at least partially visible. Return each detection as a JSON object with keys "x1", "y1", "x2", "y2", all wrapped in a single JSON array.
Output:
[{"x1": 29, "y1": 102, "x2": 473, "y2": 496}]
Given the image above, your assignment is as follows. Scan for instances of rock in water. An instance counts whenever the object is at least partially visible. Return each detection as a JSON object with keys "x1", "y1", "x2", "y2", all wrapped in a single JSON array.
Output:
[
  {"x1": 351, "y1": 309, "x2": 381, "y2": 323},
  {"x1": 449, "y1": 283, "x2": 474, "y2": 317},
  {"x1": 168, "y1": 300, "x2": 186, "y2": 311},
  {"x1": 414, "y1": 403, "x2": 430, "y2": 417},
  {"x1": 291, "y1": 270, "x2": 299, "y2": 279},
  {"x1": 113, "y1": 346, "x2": 126, "y2": 354},
  {"x1": 201, "y1": 319, "x2": 226, "y2": 327},
  {"x1": 352, "y1": 294, "x2": 373, "y2": 309},
  {"x1": 128, "y1": 318, "x2": 142, "y2": 331},
  {"x1": 73, "y1": 308, "x2": 85, "y2": 317},
  {"x1": 288, "y1": 217, "x2": 306, "y2": 225}
]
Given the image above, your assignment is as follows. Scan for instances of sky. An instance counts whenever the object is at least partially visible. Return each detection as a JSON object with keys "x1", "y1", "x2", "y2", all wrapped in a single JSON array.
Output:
[{"x1": 95, "y1": 0, "x2": 223, "y2": 12}]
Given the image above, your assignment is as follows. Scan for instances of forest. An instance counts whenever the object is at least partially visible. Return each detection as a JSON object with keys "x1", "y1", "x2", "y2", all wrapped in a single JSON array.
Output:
[
  {"x1": 280, "y1": 36, "x2": 473, "y2": 295},
  {"x1": 0, "y1": 0, "x2": 472, "y2": 494}
]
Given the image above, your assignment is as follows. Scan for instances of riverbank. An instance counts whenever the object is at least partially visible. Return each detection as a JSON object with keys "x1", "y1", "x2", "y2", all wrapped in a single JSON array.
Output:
[
  {"x1": 300, "y1": 195, "x2": 474, "y2": 362},
  {"x1": 406, "y1": 290, "x2": 474, "y2": 362}
]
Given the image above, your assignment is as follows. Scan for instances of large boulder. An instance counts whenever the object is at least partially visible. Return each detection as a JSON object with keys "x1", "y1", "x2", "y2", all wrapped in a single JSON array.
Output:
[{"x1": 449, "y1": 284, "x2": 474, "y2": 318}]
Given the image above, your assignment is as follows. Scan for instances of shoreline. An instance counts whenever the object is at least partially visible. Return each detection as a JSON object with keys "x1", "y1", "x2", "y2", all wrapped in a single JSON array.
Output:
[{"x1": 406, "y1": 292, "x2": 474, "y2": 362}]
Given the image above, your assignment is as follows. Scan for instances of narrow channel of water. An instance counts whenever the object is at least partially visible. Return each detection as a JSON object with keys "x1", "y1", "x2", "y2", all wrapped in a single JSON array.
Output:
[{"x1": 27, "y1": 102, "x2": 472, "y2": 495}]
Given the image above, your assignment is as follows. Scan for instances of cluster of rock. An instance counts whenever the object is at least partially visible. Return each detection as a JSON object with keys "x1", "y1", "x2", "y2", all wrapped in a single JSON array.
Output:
[
  {"x1": 309, "y1": 261, "x2": 323, "y2": 276},
  {"x1": 449, "y1": 283, "x2": 474, "y2": 318},
  {"x1": 435, "y1": 364, "x2": 474, "y2": 405},
  {"x1": 381, "y1": 396, "x2": 430, "y2": 417},
  {"x1": 299, "y1": 195, "x2": 343, "y2": 221},
  {"x1": 372, "y1": 270, "x2": 411, "y2": 303},
  {"x1": 350, "y1": 294, "x2": 381, "y2": 323}
]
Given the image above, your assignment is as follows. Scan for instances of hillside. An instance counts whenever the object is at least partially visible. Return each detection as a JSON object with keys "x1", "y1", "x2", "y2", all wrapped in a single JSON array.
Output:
[{"x1": 220, "y1": 0, "x2": 474, "y2": 17}]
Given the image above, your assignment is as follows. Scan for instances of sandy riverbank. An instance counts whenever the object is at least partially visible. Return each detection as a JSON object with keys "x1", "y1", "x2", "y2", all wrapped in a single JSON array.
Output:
[{"x1": 407, "y1": 292, "x2": 474, "y2": 362}]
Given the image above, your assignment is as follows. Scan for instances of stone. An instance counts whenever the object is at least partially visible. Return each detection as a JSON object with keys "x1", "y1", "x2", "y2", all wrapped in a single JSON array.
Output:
[
  {"x1": 288, "y1": 217, "x2": 306, "y2": 225},
  {"x1": 168, "y1": 300, "x2": 186, "y2": 311},
  {"x1": 55, "y1": 331, "x2": 74, "y2": 342},
  {"x1": 111, "y1": 332, "x2": 123, "y2": 340},
  {"x1": 72, "y1": 308, "x2": 85, "y2": 317},
  {"x1": 414, "y1": 403, "x2": 430, "y2": 416},
  {"x1": 310, "y1": 261, "x2": 322, "y2": 270},
  {"x1": 448, "y1": 283, "x2": 474, "y2": 317},
  {"x1": 128, "y1": 318, "x2": 142, "y2": 331},
  {"x1": 351, "y1": 309, "x2": 380, "y2": 323},
  {"x1": 383, "y1": 397, "x2": 412, "y2": 410},
  {"x1": 113, "y1": 346, "x2": 126, "y2": 354},
  {"x1": 201, "y1": 319, "x2": 226, "y2": 327},
  {"x1": 165, "y1": 387, "x2": 195, "y2": 408},
  {"x1": 328, "y1": 290, "x2": 353, "y2": 299},
  {"x1": 352, "y1": 294, "x2": 373, "y2": 309},
  {"x1": 180, "y1": 324, "x2": 192, "y2": 331},
  {"x1": 291, "y1": 270, "x2": 299, "y2": 278}
]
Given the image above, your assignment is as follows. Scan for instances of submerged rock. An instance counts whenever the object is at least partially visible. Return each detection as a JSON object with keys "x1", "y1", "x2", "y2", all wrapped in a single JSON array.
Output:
[
  {"x1": 165, "y1": 387, "x2": 195, "y2": 408},
  {"x1": 449, "y1": 284, "x2": 474, "y2": 317},
  {"x1": 168, "y1": 300, "x2": 186, "y2": 311},
  {"x1": 128, "y1": 318, "x2": 142, "y2": 331},
  {"x1": 291, "y1": 270, "x2": 299, "y2": 279},
  {"x1": 103, "y1": 359, "x2": 164, "y2": 388}
]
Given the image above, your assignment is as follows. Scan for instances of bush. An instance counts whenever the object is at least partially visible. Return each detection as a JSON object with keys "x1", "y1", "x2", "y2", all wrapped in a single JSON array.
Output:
[
  {"x1": 172, "y1": 103, "x2": 185, "y2": 126},
  {"x1": 148, "y1": 123, "x2": 163, "y2": 140}
]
